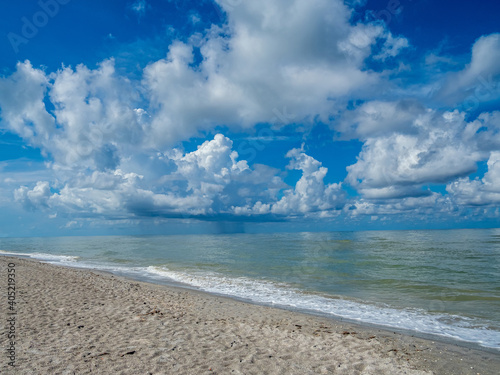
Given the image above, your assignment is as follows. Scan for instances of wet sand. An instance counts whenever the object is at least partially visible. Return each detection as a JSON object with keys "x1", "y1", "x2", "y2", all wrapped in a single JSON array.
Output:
[{"x1": 1, "y1": 256, "x2": 499, "y2": 374}]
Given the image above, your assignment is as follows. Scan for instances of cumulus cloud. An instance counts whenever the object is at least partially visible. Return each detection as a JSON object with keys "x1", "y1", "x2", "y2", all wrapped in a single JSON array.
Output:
[
  {"x1": 0, "y1": 60, "x2": 143, "y2": 171},
  {"x1": 49, "y1": 60, "x2": 143, "y2": 168},
  {"x1": 235, "y1": 146, "x2": 345, "y2": 217},
  {"x1": 1, "y1": 0, "x2": 408, "y2": 160},
  {"x1": 0, "y1": 0, "x2": 411, "y2": 156},
  {"x1": 338, "y1": 99, "x2": 425, "y2": 139},
  {"x1": 346, "y1": 108, "x2": 485, "y2": 199},
  {"x1": 271, "y1": 147, "x2": 345, "y2": 215},
  {"x1": 162, "y1": 134, "x2": 255, "y2": 214},
  {"x1": 2, "y1": 0, "x2": 499, "y2": 228},
  {"x1": 12, "y1": 134, "x2": 339, "y2": 220},
  {"x1": 142, "y1": 0, "x2": 408, "y2": 147},
  {"x1": 14, "y1": 181, "x2": 51, "y2": 211},
  {"x1": 439, "y1": 33, "x2": 500, "y2": 105},
  {"x1": 0, "y1": 61, "x2": 54, "y2": 145},
  {"x1": 455, "y1": 34, "x2": 500, "y2": 86},
  {"x1": 0, "y1": 0, "x2": 413, "y2": 224},
  {"x1": 447, "y1": 152, "x2": 500, "y2": 206},
  {"x1": 346, "y1": 193, "x2": 448, "y2": 217}
]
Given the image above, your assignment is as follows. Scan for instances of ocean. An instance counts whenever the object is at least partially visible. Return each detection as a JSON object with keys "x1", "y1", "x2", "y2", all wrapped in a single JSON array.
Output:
[{"x1": 1, "y1": 228, "x2": 499, "y2": 350}]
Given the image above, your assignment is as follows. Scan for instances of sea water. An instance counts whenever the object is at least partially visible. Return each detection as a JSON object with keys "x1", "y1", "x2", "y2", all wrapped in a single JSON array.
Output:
[{"x1": 1, "y1": 228, "x2": 499, "y2": 350}]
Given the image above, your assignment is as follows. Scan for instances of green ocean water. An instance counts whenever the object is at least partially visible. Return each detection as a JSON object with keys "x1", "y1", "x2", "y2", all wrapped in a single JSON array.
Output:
[{"x1": 1, "y1": 228, "x2": 499, "y2": 349}]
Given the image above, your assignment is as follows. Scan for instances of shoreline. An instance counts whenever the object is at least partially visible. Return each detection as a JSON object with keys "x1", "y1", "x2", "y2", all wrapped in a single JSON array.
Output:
[
  {"x1": 6, "y1": 251, "x2": 498, "y2": 354},
  {"x1": 95, "y1": 266, "x2": 500, "y2": 355},
  {"x1": 1, "y1": 255, "x2": 499, "y2": 374},
  {"x1": 3, "y1": 250, "x2": 498, "y2": 355}
]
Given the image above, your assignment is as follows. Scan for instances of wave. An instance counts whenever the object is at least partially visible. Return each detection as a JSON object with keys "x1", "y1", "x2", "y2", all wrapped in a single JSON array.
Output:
[
  {"x1": 2, "y1": 249, "x2": 498, "y2": 349},
  {"x1": 0, "y1": 250, "x2": 79, "y2": 263},
  {"x1": 146, "y1": 265, "x2": 500, "y2": 350}
]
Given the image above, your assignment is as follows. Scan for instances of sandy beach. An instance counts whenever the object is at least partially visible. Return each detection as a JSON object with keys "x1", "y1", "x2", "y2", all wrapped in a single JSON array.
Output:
[{"x1": 1, "y1": 256, "x2": 499, "y2": 374}]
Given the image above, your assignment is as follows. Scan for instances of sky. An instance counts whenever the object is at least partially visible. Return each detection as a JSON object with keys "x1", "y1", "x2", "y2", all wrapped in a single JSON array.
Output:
[{"x1": 0, "y1": 0, "x2": 500, "y2": 237}]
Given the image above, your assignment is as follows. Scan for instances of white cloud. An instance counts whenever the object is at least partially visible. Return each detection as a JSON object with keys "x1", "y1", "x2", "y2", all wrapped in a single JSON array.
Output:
[
  {"x1": 374, "y1": 32, "x2": 409, "y2": 61},
  {"x1": 14, "y1": 181, "x2": 51, "y2": 210},
  {"x1": 236, "y1": 146, "x2": 345, "y2": 217},
  {"x1": 1, "y1": 0, "x2": 409, "y2": 160},
  {"x1": 439, "y1": 33, "x2": 500, "y2": 104},
  {"x1": 0, "y1": 60, "x2": 143, "y2": 172},
  {"x1": 447, "y1": 152, "x2": 500, "y2": 206},
  {"x1": 48, "y1": 60, "x2": 142, "y2": 170},
  {"x1": 271, "y1": 147, "x2": 345, "y2": 215},
  {"x1": 2, "y1": 0, "x2": 499, "y2": 227},
  {"x1": 460, "y1": 34, "x2": 500, "y2": 82},
  {"x1": 0, "y1": 61, "x2": 54, "y2": 145},
  {"x1": 130, "y1": 0, "x2": 147, "y2": 17},
  {"x1": 142, "y1": 0, "x2": 405, "y2": 147},
  {"x1": 342, "y1": 193, "x2": 465, "y2": 228},
  {"x1": 64, "y1": 220, "x2": 80, "y2": 229},
  {"x1": 338, "y1": 23, "x2": 409, "y2": 64},
  {"x1": 338, "y1": 99, "x2": 425, "y2": 139},
  {"x1": 346, "y1": 108, "x2": 485, "y2": 199},
  {"x1": 11, "y1": 134, "x2": 344, "y2": 220}
]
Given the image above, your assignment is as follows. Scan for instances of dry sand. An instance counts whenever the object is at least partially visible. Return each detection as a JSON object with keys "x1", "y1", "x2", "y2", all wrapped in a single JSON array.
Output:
[{"x1": 1, "y1": 256, "x2": 499, "y2": 374}]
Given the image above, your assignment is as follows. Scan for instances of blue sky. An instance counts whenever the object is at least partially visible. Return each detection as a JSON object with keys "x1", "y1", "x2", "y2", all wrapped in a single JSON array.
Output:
[{"x1": 1, "y1": 0, "x2": 500, "y2": 236}]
